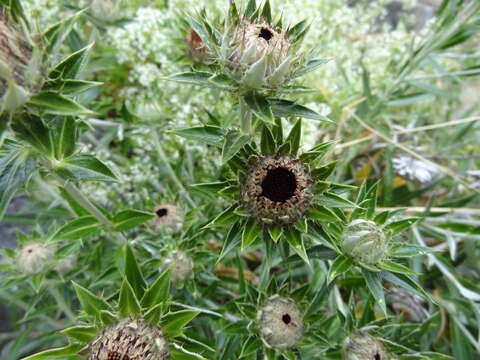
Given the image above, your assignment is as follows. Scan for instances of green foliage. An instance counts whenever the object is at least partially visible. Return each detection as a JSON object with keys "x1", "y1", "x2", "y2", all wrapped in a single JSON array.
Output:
[{"x1": 1, "y1": 1, "x2": 479, "y2": 359}]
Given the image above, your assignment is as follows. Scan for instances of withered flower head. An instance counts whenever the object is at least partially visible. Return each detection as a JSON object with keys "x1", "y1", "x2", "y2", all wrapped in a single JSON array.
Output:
[
  {"x1": 242, "y1": 154, "x2": 313, "y2": 225},
  {"x1": 16, "y1": 242, "x2": 53, "y2": 274},
  {"x1": 153, "y1": 204, "x2": 183, "y2": 231},
  {"x1": 256, "y1": 295, "x2": 304, "y2": 350},
  {"x1": 343, "y1": 332, "x2": 390, "y2": 360},
  {"x1": 162, "y1": 250, "x2": 193, "y2": 282},
  {"x1": 342, "y1": 219, "x2": 389, "y2": 265},
  {"x1": 88, "y1": 318, "x2": 170, "y2": 360},
  {"x1": 388, "y1": 287, "x2": 428, "y2": 323},
  {"x1": 185, "y1": 28, "x2": 208, "y2": 63}
]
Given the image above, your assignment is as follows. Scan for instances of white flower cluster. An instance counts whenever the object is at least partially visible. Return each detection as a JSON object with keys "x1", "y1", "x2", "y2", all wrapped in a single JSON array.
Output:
[
  {"x1": 273, "y1": 0, "x2": 419, "y2": 105},
  {"x1": 22, "y1": 0, "x2": 64, "y2": 29},
  {"x1": 393, "y1": 155, "x2": 439, "y2": 183}
]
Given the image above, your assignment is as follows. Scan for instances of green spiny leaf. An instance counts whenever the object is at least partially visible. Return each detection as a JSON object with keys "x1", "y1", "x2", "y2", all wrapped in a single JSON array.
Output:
[
  {"x1": 73, "y1": 281, "x2": 112, "y2": 318},
  {"x1": 260, "y1": 125, "x2": 276, "y2": 154},
  {"x1": 124, "y1": 244, "x2": 146, "y2": 299},
  {"x1": 284, "y1": 227, "x2": 309, "y2": 265},
  {"x1": 162, "y1": 310, "x2": 200, "y2": 337},
  {"x1": 114, "y1": 209, "x2": 154, "y2": 232},
  {"x1": 118, "y1": 278, "x2": 142, "y2": 317},
  {"x1": 242, "y1": 218, "x2": 261, "y2": 250},
  {"x1": 285, "y1": 119, "x2": 301, "y2": 156},
  {"x1": 141, "y1": 269, "x2": 171, "y2": 308},
  {"x1": 327, "y1": 256, "x2": 353, "y2": 284}
]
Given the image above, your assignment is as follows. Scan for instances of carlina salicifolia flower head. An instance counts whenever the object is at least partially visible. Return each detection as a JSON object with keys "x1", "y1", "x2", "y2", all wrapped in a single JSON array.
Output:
[
  {"x1": 16, "y1": 242, "x2": 53, "y2": 274},
  {"x1": 0, "y1": 9, "x2": 37, "y2": 112},
  {"x1": 161, "y1": 250, "x2": 194, "y2": 283},
  {"x1": 180, "y1": 0, "x2": 317, "y2": 94},
  {"x1": 152, "y1": 204, "x2": 183, "y2": 231},
  {"x1": 343, "y1": 332, "x2": 390, "y2": 360},
  {"x1": 88, "y1": 317, "x2": 170, "y2": 360},
  {"x1": 256, "y1": 295, "x2": 304, "y2": 350},
  {"x1": 341, "y1": 219, "x2": 389, "y2": 265},
  {"x1": 242, "y1": 154, "x2": 313, "y2": 225},
  {"x1": 230, "y1": 19, "x2": 292, "y2": 90},
  {"x1": 387, "y1": 287, "x2": 428, "y2": 323}
]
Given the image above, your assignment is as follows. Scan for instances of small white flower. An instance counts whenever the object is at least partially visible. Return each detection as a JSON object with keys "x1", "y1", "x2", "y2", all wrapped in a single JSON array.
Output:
[{"x1": 393, "y1": 156, "x2": 439, "y2": 184}]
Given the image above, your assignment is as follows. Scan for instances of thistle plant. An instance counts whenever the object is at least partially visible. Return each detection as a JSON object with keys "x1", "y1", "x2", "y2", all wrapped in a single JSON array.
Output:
[
  {"x1": 172, "y1": 0, "x2": 330, "y2": 133},
  {"x1": 1, "y1": 0, "x2": 480, "y2": 360},
  {"x1": 0, "y1": 0, "x2": 98, "y2": 142},
  {"x1": 20, "y1": 245, "x2": 204, "y2": 360}
]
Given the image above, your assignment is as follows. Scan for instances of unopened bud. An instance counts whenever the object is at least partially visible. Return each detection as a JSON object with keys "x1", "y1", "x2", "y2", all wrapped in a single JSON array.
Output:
[
  {"x1": 16, "y1": 242, "x2": 53, "y2": 274},
  {"x1": 55, "y1": 255, "x2": 77, "y2": 275},
  {"x1": 342, "y1": 219, "x2": 389, "y2": 265},
  {"x1": 152, "y1": 204, "x2": 183, "y2": 232},
  {"x1": 162, "y1": 250, "x2": 193, "y2": 283},
  {"x1": 90, "y1": 0, "x2": 125, "y2": 23}
]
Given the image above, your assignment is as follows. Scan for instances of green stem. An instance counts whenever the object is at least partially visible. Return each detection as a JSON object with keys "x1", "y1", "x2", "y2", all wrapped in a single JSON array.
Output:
[
  {"x1": 62, "y1": 181, "x2": 111, "y2": 227},
  {"x1": 0, "y1": 291, "x2": 62, "y2": 329},
  {"x1": 46, "y1": 282, "x2": 76, "y2": 323},
  {"x1": 239, "y1": 96, "x2": 252, "y2": 135},
  {"x1": 55, "y1": 176, "x2": 125, "y2": 245},
  {"x1": 153, "y1": 134, "x2": 197, "y2": 210}
]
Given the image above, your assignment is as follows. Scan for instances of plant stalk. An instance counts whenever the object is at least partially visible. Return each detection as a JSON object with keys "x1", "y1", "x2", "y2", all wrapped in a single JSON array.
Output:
[
  {"x1": 239, "y1": 96, "x2": 252, "y2": 135},
  {"x1": 153, "y1": 133, "x2": 197, "y2": 209}
]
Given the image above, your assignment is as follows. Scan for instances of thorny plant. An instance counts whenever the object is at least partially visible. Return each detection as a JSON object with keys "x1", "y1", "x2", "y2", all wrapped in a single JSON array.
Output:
[{"x1": 0, "y1": 0, "x2": 479, "y2": 359}]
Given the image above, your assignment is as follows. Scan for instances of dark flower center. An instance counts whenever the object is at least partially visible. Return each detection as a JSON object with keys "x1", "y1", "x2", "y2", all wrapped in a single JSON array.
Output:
[
  {"x1": 374, "y1": 353, "x2": 381, "y2": 360},
  {"x1": 260, "y1": 167, "x2": 297, "y2": 203},
  {"x1": 282, "y1": 313, "x2": 291, "y2": 325},
  {"x1": 156, "y1": 208, "x2": 168, "y2": 217},
  {"x1": 259, "y1": 27, "x2": 274, "y2": 41},
  {"x1": 108, "y1": 351, "x2": 130, "y2": 360}
]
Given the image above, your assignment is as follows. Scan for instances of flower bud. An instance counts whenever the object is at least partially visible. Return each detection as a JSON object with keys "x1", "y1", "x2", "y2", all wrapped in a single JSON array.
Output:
[
  {"x1": 54, "y1": 255, "x2": 77, "y2": 275},
  {"x1": 16, "y1": 242, "x2": 53, "y2": 274},
  {"x1": 152, "y1": 204, "x2": 183, "y2": 232},
  {"x1": 342, "y1": 219, "x2": 389, "y2": 265},
  {"x1": 90, "y1": 0, "x2": 125, "y2": 23},
  {"x1": 162, "y1": 250, "x2": 193, "y2": 283},
  {"x1": 88, "y1": 317, "x2": 170, "y2": 360},
  {"x1": 256, "y1": 295, "x2": 304, "y2": 350},
  {"x1": 343, "y1": 332, "x2": 390, "y2": 360},
  {"x1": 388, "y1": 287, "x2": 428, "y2": 323},
  {"x1": 242, "y1": 155, "x2": 313, "y2": 225}
]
